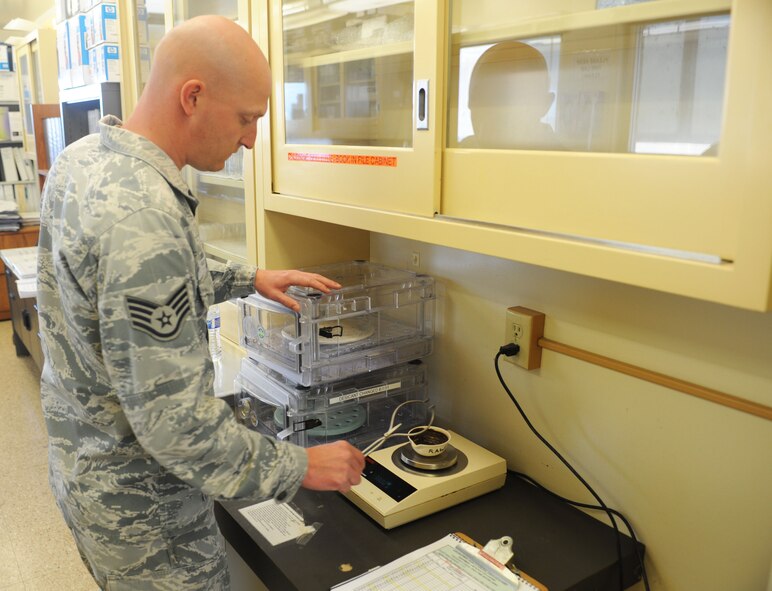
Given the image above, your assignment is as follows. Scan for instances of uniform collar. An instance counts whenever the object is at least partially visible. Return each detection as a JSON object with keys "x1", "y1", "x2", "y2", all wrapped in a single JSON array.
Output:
[{"x1": 98, "y1": 115, "x2": 199, "y2": 212}]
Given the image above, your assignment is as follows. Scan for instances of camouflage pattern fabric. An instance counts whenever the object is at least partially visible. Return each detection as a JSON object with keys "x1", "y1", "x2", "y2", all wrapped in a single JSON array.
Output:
[{"x1": 37, "y1": 116, "x2": 307, "y2": 589}]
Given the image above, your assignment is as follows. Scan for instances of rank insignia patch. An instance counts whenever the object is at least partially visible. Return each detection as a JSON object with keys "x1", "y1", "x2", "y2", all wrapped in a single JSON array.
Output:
[{"x1": 126, "y1": 284, "x2": 191, "y2": 341}]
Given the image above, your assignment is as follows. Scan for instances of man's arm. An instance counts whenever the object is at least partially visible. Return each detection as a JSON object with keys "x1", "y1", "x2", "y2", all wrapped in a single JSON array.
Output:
[
  {"x1": 207, "y1": 261, "x2": 341, "y2": 310},
  {"x1": 96, "y1": 208, "x2": 361, "y2": 500}
]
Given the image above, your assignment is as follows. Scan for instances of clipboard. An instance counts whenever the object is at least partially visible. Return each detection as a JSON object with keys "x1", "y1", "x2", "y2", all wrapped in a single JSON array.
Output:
[
  {"x1": 455, "y1": 532, "x2": 548, "y2": 591},
  {"x1": 332, "y1": 532, "x2": 548, "y2": 590}
]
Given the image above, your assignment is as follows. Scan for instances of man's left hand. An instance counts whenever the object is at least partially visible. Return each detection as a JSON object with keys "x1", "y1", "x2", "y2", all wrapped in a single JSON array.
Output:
[{"x1": 253, "y1": 269, "x2": 341, "y2": 312}]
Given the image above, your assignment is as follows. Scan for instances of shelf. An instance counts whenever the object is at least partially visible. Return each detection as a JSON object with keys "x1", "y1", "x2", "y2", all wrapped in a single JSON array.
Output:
[
  {"x1": 60, "y1": 82, "x2": 121, "y2": 105},
  {"x1": 197, "y1": 173, "x2": 244, "y2": 189},
  {"x1": 0, "y1": 180, "x2": 35, "y2": 186},
  {"x1": 203, "y1": 239, "x2": 247, "y2": 264}
]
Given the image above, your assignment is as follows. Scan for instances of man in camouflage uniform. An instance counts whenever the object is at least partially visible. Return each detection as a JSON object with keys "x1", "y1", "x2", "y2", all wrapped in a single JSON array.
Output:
[{"x1": 37, "y1": 16, "x2": 364, "y2": 590}]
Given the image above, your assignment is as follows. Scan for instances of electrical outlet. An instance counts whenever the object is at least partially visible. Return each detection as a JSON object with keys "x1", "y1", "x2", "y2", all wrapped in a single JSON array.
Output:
[
  {"x1": 410, "y1": 252, "x2": 420, "y2": 268},
  {"x1": 504, "y1": 307, "x2": 546, "y2": 370}
]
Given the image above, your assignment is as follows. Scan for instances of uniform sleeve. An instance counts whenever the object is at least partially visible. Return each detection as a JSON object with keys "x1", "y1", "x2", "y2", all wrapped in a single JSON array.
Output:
[
  {"x1": 207, "y1": 257, "x2": 256, "y2": 303},
  {"x1": 96, "y1": 207, "x2": 307, "y2": 502}
]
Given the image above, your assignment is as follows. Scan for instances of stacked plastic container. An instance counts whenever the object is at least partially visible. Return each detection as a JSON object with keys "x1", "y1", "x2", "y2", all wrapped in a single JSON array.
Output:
[{"x1": 234, "y1": 261, "x2": 436, "y2": 450}]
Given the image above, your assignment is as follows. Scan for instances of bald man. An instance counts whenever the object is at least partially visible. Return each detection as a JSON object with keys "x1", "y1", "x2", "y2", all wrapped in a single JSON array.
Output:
[{"x1": 37, "y1": 16, "x2": 364, "y2": 590}]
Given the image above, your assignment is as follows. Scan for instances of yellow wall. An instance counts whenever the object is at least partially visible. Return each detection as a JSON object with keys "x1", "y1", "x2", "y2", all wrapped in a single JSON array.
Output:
[{"x1": 371, "y1": 233, "x2": 772, "y2": 591}]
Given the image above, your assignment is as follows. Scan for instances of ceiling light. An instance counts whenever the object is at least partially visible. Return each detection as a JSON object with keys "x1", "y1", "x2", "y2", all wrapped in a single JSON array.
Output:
[{"x1": 3, "y1": 18, "x2": 36, "y2": 32}]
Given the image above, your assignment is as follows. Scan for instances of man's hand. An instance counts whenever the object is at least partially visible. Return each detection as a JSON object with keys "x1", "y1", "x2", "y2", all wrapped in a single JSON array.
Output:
[
  {"x1": 253, "y1": 269, "x2": 341, "y2": 312},
  {"x1": 302, "y1": 441, "x2": 366, "y2": 493}
]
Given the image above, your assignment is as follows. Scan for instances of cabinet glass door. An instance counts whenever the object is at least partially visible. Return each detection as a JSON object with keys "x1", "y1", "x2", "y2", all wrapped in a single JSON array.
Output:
[
  {"x1": 171, "y1": 0, "x2": 252, "y2": 264},
  {"x1": 269, "y1": 0, "x2": 442, "y2": 216},
  {"x1": 442, "y1": 0, "x2": 747, "y2": 264}
]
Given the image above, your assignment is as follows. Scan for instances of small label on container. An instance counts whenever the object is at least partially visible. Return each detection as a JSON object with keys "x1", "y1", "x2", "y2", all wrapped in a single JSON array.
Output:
[{"x1": 329, "y1": 381, "x2": 401, "y2": 405}]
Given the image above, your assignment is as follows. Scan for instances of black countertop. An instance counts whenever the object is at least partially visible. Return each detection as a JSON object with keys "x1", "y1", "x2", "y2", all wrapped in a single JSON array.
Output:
[{"x1": 216, "y1": 472, "x2": 643, "y2": 591}]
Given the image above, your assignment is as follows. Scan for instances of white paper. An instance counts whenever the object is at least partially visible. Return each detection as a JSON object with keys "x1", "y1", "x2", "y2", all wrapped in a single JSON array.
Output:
[
  {"x1": 16, "y1": 278, "x2": 37, "y2": 299},
  {"x1": 332, "y1": 534, "x2": 537, "y2": 591},
  {"x1": 238, "y1": 500, "x2": 315, "y2": 546},
  {"x1": 0, "y1": 246, "x2": 38, "y2": 278}
]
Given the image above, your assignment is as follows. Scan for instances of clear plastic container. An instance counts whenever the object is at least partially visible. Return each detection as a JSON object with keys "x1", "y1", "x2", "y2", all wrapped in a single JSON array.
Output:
[
  {"x1": 238, "y1": 261, "x2": 435, "y2": 386},
  {"x1": 234, "y1": 358, "x2": 430, "y2": 450}
]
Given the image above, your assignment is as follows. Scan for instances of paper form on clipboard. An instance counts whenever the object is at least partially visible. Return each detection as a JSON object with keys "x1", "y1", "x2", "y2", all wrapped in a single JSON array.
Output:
[{"x1": 331, "y1": 533, "x2": 546, "y2": 591}]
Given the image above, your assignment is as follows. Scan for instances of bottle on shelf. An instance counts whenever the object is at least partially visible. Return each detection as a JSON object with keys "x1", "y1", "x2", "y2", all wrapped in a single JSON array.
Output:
[{"x1": 207, "y1": 304, "x2": 222, "y2": 361}]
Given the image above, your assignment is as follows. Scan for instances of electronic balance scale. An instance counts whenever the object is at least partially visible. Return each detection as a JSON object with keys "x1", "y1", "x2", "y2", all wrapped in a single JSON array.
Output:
[{"x1": 343, "y1": 430, "x2": 507, "y2": 529}]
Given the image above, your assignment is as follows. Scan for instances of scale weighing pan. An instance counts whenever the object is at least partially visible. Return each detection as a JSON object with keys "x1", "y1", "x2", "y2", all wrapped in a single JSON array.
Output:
[{"x1": 342, "y1": 430, "x2": 506, "y2": 529}]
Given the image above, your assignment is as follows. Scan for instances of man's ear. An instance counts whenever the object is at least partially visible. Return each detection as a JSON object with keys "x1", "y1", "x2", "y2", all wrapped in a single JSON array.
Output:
[{"x1": 180, "y1": 79, "x2": 205, "y2": 116}]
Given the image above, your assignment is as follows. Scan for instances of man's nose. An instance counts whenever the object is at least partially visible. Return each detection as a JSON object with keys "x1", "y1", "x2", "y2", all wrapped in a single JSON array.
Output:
[{"x1": 241, "y1": 123, "x2": 258, "y2": 150}]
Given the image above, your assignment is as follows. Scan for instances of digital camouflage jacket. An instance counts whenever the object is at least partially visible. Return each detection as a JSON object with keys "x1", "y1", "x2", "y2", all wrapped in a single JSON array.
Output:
[{"x1": 36, "y1": 117, "x2": 306, "y2": 582}]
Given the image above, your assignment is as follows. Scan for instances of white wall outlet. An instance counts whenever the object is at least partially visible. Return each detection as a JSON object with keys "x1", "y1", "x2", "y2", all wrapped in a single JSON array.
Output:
[
  {"x1": 504, "y1": 307, "x2": 546, "y2": 370},
  {"x1": 410, "y1": 252, "x2": 420, "y2": 268}
]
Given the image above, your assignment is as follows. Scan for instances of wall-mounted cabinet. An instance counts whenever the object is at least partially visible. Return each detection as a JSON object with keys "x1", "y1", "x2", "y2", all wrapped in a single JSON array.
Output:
[
  {"x1": 268, "y1": 0, "x2": 443, "y2": 217},
  {"x1": 257, "y1": 0, "x2": 772, "y2": 311}
]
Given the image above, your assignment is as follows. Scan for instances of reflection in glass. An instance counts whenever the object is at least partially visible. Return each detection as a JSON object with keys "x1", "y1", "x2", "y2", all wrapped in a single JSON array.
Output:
[
  {"x1": 136, "y1": 0, "x2": 167, "y2": 95},
  {"x1": 174, "y1": 0, "x2": 239, "y2": 25},
  {"x1": 281, "y1": 0, "x2": 414, "y2": 147},
  {"x1": 172, "y1": 0, "x2": 246, "y2": 263},
  {"x1": 631, "y1": 17, "x2": 729, "y2": 156},
  {"x1": 449, "y1": 5, "x2": 729, "y2": 156},
  {"x1": 459, "y1": 40, "x2": 561, "y2": 150}
]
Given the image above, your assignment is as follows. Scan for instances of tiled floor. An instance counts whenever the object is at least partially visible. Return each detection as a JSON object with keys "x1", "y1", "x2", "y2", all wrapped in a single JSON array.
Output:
[{"x1": 0, "y1": 320, "x2": 98, "y2": 591}]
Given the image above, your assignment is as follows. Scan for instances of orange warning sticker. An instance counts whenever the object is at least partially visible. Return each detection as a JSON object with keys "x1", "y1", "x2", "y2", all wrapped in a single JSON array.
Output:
[{"x1": 288, "y1": 152, "x2": 397, "y2": 167}]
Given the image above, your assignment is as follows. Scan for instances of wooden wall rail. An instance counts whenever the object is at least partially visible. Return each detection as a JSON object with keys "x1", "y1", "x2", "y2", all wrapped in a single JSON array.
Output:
[{"x1": 538, "y1": 338, "x2": 772, "y2": 421}]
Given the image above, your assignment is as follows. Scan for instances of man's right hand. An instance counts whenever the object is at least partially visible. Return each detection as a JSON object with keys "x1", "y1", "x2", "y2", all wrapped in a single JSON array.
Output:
[{"x1": 302, "y1": 441, "x2": 366, "y2": 493}]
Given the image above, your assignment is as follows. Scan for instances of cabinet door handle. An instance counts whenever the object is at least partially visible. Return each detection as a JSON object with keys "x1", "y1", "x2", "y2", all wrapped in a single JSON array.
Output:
[
  {"x1": 416, "y1": 79, "x2": 429, "y2": 130},
  {"x1": 22, "y1": 309, "x2": 31, "y2": 331}
]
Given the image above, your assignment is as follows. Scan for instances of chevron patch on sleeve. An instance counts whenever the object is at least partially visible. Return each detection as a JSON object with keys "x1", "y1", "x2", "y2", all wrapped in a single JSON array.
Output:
[{"x1": 126, "y1": 284, "x2": 192, "y2": 341}]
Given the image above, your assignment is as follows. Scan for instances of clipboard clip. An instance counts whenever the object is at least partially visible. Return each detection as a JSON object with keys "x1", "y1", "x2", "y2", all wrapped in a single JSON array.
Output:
[{"x1": 482, "y1": 536, "x2": 514, "y2": 567}]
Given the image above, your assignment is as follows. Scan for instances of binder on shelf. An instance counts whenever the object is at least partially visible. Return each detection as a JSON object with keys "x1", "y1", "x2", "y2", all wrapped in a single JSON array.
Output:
[
  {"x1": 23, "y1": 153, "x2": 34, "y2": 181},
  {"x1": 13, "y1": 183, "x2": 25, "y2": 203},
  {"x1": 8, "y1": 111, "x2": 22, "y2": 141},
  {"x1": 0, "y1": 106, "x2": 9, "y2": 141},
  {"x1": 0, "y1": 146, "x2": 18, "y2": 182},
  {"x1": 12, "y1": 147, "x2": 31, "y2": 181},
  {"x1": 331, "y1": 532, "x2": 548, "y2": 591}
]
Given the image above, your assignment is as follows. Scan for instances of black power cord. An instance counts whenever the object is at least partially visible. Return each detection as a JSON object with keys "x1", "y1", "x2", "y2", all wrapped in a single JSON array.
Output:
[
  {"x1": 495, "y1": 347, "x2": 650, "y2": 591},
  {"x1": 510, "y1": 470, "x2": 649, "y2": 591}
]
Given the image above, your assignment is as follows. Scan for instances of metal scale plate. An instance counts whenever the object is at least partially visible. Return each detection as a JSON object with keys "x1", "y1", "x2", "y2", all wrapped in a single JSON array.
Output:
[{"x1": 343, "y1": 430, "x2": 507, "y2": 529}]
